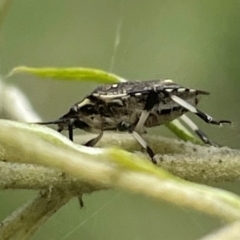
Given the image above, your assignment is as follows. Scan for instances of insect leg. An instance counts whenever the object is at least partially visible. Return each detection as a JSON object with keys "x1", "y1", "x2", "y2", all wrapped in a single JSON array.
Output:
[
  {"x1": 180, "y1": 114, "x2": 217, "y2": 145},
  {"x1": 135, "y1": 91, "x2": 160, "y2": 132},
  {"x1": 132, "y1": 131, "x2": 156, "y2": 163},
  {"x1": 57, "y1": 125, "x2": 64, "y2": 138},
  {"x1": 134, "y1": 110, "x2": 149, "y2": 133},
  {"x1": 57, "y1": 127, "x2": 63, "y2": 133},
  {"x1": 68, "y1": 122, "x2": 74, "y2": 141},
  {"x1": 132, "y1": 91, "x2": 161, "y2": 162},
  {"x1": 118, "y1": 121, "x2": 156, "y2": 164},
  {"x1": 62, "y1": 118, "x2": 77, "y2": 141},
  {"x1": 78, "y1": 194, "x2": 84, "y2": 208},
  {"x1": 171, "y1": 95, "x2": 231, "y2": 125},
  {"x1": 116, "y1": 92, "x2": 160, "y2": 162},
  {"x1": 84, "y1": 131, "x2": 104, "y2": 147}
]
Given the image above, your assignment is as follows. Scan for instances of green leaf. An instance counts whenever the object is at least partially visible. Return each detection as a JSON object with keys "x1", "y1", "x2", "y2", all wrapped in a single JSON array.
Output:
[
  {"x1": 7, "y1": 66, "x2": 126, "y2": 84},
  {"x1": 166, "y1": 119, "x2": 201, "y2": 144}
]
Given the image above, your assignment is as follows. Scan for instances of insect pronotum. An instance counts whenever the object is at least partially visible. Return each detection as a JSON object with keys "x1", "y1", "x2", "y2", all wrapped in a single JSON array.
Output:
[{"x1": 38, "y1": 79, "x2": 231, "y2": 164}]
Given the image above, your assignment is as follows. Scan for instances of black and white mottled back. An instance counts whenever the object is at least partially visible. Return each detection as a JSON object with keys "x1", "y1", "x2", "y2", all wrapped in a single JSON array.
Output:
[{"x1": 62, "y1": 79, "x2": 209, "y2": 133}]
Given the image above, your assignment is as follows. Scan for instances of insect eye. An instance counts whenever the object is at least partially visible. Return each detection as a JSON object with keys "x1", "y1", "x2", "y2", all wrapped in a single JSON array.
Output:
[
  {"x1": 70, "y1": 106, "x2": 78, "y2": 113},
  {"x1": 99, "y1": 105, "x2": 104, "y2": 112},
  {"x1": 81, "y1": 105, "x2": 98, "y2": 115}
]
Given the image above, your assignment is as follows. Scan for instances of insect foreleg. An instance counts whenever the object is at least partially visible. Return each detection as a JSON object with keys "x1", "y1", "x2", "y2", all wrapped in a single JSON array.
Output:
[
  {"x1": 118, "y1": 121, "x2": 156, "y2": 164},
  {"x1": 171, "y1": 95, "x2": 231, "y2": 126},
  {"x1": 68, "y1": 121, "x2": 74, "y2": 141},
  {"x1": 57, "y1": 126, "x2": 63, "y2": 133}
]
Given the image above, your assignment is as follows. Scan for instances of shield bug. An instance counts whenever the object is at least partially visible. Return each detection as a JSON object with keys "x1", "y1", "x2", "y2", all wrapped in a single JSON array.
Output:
[{"x1": 38, "y1": 79, "x2": 231, "y2": 164}]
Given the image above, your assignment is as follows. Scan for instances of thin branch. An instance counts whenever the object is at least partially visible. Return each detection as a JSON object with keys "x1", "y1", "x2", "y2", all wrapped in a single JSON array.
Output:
[
  {"x1": 0, "y1": 120, "x2": 240, "y2": 223},
  {"x1": 0, "y1": 189, "x2": 74, "y2": 240},
  {"x1": 1, "y1": 133, "x2": 240, "y2": 192},
  {"x1": 199, "y1": 221, "x2": 240, "y2": 240},
  {"x1": 76, "y1": 133, "x2": 240, "y2": 183},
  {"x1": 1, "y1": 83, "x2": 41, "y2": 122},
  {"x1": 0, "y1": 161, "x2": 103, "y2": 193}
]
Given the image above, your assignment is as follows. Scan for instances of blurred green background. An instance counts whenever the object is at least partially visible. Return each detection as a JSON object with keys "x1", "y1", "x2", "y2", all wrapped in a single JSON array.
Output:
[{"x1": 1, "y1": 0, "x2": 240, "y2": 239}]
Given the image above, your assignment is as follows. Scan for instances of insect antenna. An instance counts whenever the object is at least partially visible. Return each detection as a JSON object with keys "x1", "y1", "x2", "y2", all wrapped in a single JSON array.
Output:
[
  {"x1": 36, "y1": 119, "x2": 64, "y2": 125},
  {"x1": 34, "y1": 118, "x2": 74, "y2": 140}
]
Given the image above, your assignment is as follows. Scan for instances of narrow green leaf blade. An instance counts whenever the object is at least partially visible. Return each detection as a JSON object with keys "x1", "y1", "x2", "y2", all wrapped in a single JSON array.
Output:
[{"x1": 166, "y1": 119, "x2": 201, "y2": 144}]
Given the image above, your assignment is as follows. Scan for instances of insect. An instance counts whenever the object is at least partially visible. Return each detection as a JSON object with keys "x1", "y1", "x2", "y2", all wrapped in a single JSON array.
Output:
[{"x1": 39, "y1": 79, "x2": 231, "y2": 164}]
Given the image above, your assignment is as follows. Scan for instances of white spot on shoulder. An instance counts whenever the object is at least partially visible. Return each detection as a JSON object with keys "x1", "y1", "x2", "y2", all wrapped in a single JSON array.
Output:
[
  {"x1": 163, "y1": 79, "x2": 173, "y2": 83},
  {"x1": 77, "y1": 98, "x2": 93, "y2": 108},
  {"x1": 177, "y1": 88, "x2": 186, "y2": 93},
  {"x1": 165, "y1": 88, "x2": 173, "y2": 93},
  {"x1": 135, "y1": 92, "x2": 142, "y2": 96},
  {"x1": 112, "y1": 84, "x2": 118, "y2": 88}
]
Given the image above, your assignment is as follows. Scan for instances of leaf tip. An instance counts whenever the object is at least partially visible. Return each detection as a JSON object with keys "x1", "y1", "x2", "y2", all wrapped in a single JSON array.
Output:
[{"x1": 5, "y1": 66, "x2": 28, "y2": 78}]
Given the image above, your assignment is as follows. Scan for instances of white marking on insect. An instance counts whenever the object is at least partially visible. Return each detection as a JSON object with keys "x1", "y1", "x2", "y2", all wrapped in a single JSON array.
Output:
[
  {"x1": 95, "y1": 93, "x2": 128, "y2": 99},
  {"x1": 111, "y1": 99, "x2": 124, "y2": 105},
  {"x1": 207, "y1": 116, "x2": 213, "y2": 122},
  {"x1": 134, "y1": 92, "x2": 142, "y2": 96},
  {"x1": 112, "y1": 84, "x2": 118, "y2": 88},
  {"x1": 190, "y1": 89, "x2": 196, "y2": 93},
  {"x1": 180, "y1": 114, "x2": 198, "y2": 131},
  {"x1": 163, "y1": 79, "x2": 173, "y2": 83},
  {"x1": 77, "y1": 98, "x2": 93, "y2": 108},
  {"x1": 177, "y1": 88, "x2": 187, "y2": 93},
  {"x1": 171, "y1": 95, "x2": 197, "y2": 113},
  {"x1": 132, "y1": 131, "x2": 147, "y2": 148},
  {"x1": 165, "y1": 88, "x2": 173, "y2": 93},
  {"x1": 135, "y1": 110, "x2": 149, "y2": 133}
]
